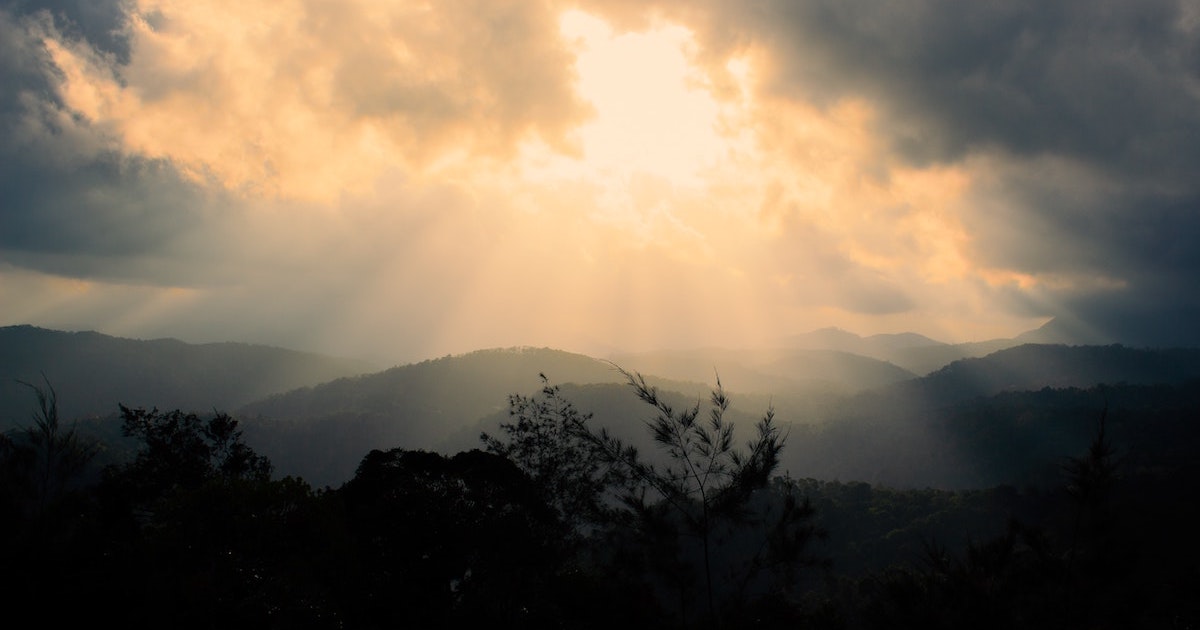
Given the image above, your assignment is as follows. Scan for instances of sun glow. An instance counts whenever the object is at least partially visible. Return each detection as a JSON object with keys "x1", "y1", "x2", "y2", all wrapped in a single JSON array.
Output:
[
  {"x1": 520, "y1": 11, "x2": 737, "y2": 190},
  {"x1": 7, "y1": 1, "x2": 1055, "y2": 361}
]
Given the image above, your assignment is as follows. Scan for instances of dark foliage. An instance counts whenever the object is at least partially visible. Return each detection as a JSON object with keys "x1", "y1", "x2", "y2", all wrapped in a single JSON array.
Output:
[
  {"x1": 485, "y1": 370, "x2": 827, "y2": 628},
  {"x1": 0, "y1": 378, "x2": 101, "y2": 622},
  {"x1": 83, "y1": 406, "x2": 336, "y2": 627},
  {"x1": 113, "y1": 405, "x2": 272, "y2": 490},
  {"x1": 336, "y1": 448, "x2": 596, "y2": 627},
  {"x1": 481, "y1": 374, "x2": 620, "y2": 531},
  {"x1": 4, "y1": 360, "x2": 1200, "y2": 628},
  {"x1": 1, "y1": 377, "x2": 98, "y2": 520}
]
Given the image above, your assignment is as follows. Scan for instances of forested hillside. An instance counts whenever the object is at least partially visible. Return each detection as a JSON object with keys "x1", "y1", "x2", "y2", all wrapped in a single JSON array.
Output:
[
  {"x1": 9, "y1": 327, "x2": 1199, "y2": 493},
  {"x1": 4, "y1": 366, "x2": 1197, "y2": 627},
  {"x1": 0, "y1": 326, "x2": 375, "y2": 425},
  {"x1": 5, "y1": 328, "x2": 1199, "y2": 625}
]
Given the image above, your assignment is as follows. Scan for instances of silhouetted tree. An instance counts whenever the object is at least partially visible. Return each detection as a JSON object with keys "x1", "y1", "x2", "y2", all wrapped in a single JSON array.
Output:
[
  {"x1": 1, "y1": 377, "x2": 98, "y2": 519},
  {"x1": 0, "y1": 379, "x2": 104, "y2": 626},
  {"x1": 336, "y1": 448, "x2": 578, "y2": 628},
  {"x1": 845, "y1": 403, "x2": 1144, "y2": 630},
  {"x1": 1060, "y1": 404, "x2": 1139, "y2": 627},
  {"x1": 114, "y1": 405, "x2": 271, "y2": 493},
  {"x1": 95, "y1": 407, "x2": 338, "y2": 628},
  {"x1": 482, "y1": 374, "x2": 622, "y2": 532},
  {"x1": 486, "y1": 369, "x2": 823, "y2": 628},
  {"x1": 856, "y1": 520, "x2": 1062, "y2": 630},
  {"x1": 1063, "y1": 406, "x2": 1119, "y2": 551}
]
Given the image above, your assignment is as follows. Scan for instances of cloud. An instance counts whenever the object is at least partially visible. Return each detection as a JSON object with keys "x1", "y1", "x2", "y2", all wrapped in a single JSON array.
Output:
[
  {"x1": 9, "y1": 0, "x2": 130, "y2": 60},
  {"x1": 5, "y1": 0, "x2": 1200, "y2": 358},
  {"x1": 11, "y1": 0, "x2": 591, "y2": 204},
  {"x1": 0, "y1": 0, "x2": 590, "y2": 276},
  {"x1": 621, "y1": 0, "x2": 1200, "y2": 179},
  {"x1": 0, "y1": 6, "x2": 224, "y2": 284},
  {"x1": 598, "y1": 0, "x2": 1200, "y2": 345}
]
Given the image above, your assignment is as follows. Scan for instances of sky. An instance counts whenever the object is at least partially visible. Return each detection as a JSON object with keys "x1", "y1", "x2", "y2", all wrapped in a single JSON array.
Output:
[{"x1": 2, "y1": 0, "x2": 1199, "y2": 364}]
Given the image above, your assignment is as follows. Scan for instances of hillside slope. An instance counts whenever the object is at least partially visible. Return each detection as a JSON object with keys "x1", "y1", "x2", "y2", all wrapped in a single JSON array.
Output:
[
  {"x1": 0, "y1": 325, "x2": 375, "y2": 425},
  {"x1": 608, "y1": 346, "x2": 916, "y2": 394}
]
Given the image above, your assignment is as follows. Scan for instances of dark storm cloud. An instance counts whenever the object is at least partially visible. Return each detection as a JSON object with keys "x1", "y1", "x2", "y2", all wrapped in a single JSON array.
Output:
[
  {"x1": 0, "y1": 150, "x2": 222, "y2": 283},
  {"x1": 670, "y1": 0, "x2": 1200, "y2": 180},
  {"x1": 1062, "y1": 283, "x2": 1200, "y2": 347},
  {"x1": 3, "y1": 0, "x2": 129, "y2": 60},
  {"x1": 631, "y1": 0, "x2": 1200, "y2": 344},
  {"x1": 958, "y1": 155, "x2": 1200, "y2": 345},
  {"x1": 968, "y1": 171, "x2": 1200, "y2": 281},
  {"x1": 0, "y1": 5, "x2": 221, "y2": 285}
]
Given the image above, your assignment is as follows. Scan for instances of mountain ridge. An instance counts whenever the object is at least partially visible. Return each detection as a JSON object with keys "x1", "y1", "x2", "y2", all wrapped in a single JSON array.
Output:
[
  {"x1": 0, "y1": 325, "x2": 377, "y2": 424},
  {"x1": 8, "y1": 324, "x2": 1200, "y2": 489}
]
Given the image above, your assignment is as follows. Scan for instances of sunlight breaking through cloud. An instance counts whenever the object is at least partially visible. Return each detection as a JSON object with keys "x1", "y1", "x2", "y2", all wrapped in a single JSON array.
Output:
[{"x1": 6, "y1": 0, "x2": 1194, "y2": 359}]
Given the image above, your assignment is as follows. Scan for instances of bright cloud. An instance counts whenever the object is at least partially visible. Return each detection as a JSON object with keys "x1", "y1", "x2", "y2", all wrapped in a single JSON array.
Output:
[
  {"x1": 5, "y1": 0, "x2": 1197, "y2": 361},
  {"x1": 39, "y1": 0, "x2": 589, "y2": 204}
]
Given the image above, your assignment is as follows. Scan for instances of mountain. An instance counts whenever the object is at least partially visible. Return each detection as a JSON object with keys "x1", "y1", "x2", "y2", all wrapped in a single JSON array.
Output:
[
  {"x1": 607, "y1": 346, "x2": 916, "y2": 394},
  {"x1": 775, "y1": 344, "x2": 1200, "y2": 488},
  {"x1": 237, "y1": 347, "x2": 628, "y2": 485},
  {"x1": 787, "y1": 327, "x2": 946, "y2": 353},
  {"x1": 0, "y1": 325, "x2": 376, "y2": 425},
  {"x1": 239, "y1": 346, "x2": 621, "y2": 425},
  {"x1": 247, "y1": 342, "x2": 1200, "y2": 489},
  {"x1": 238, "y1": 345, "x2": 853, "y2": 487},
  {"x1": 884, "y1": 338, "x2": 1023, "y2": 376},
  {"x1": 781, "y1": 378, "x2": 1200, "y2": 490},
  {"x1": 782, "y1": 326, "x2": 1021, "y2": 375},
  {"x1": 892, "y1": 315, "x2": 1171, "y2": 375},
  {"x1": 439, "y1": 380, "x2": 770, "y2": 466},
  {"x1": 781, "y1": 320, "x2": 1151, "y2": 375},
  {"x1": 1013, "y1": 316, "x2": 1117, "y2": 345},
  {"x1": 13, "y1": 323, "x2": 1200, "y2": 492},
  {"x1": 905, "y1": 343, "x2": 1200, "y2": 403}
]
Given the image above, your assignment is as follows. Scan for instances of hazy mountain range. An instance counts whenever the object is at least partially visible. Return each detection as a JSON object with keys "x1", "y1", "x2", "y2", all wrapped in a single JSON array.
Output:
[
  {"x1": 0, "y1": 325, "x2": 376, "y2": 423},
  {"x1": 776, "y1": 315, "x2": 1140, "y2": 375},
  {"x1": 4, "y1": 321, "x2": 1199, "y2": 489}
]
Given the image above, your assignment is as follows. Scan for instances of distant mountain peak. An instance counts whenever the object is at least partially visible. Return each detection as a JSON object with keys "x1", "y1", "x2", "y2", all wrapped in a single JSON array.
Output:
[
  {"x1": 809, "y1": 326, "x2": 860, "y2": 338},
  {"x1": 1014, "y1": 317, "x2": 1115, "y2": 346},
  {"x1": 0, "y1": 325, "x2": 377, "y2": 423},
  {"x1": 783, "y1": 327, "x2": 863, "y2": 349},
  {"x1": 785, "y1": 327, "x2": 946, "y2": 352},
  {"x1": 863, "y1": 331, "x2": 947, "y2": 349}
]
